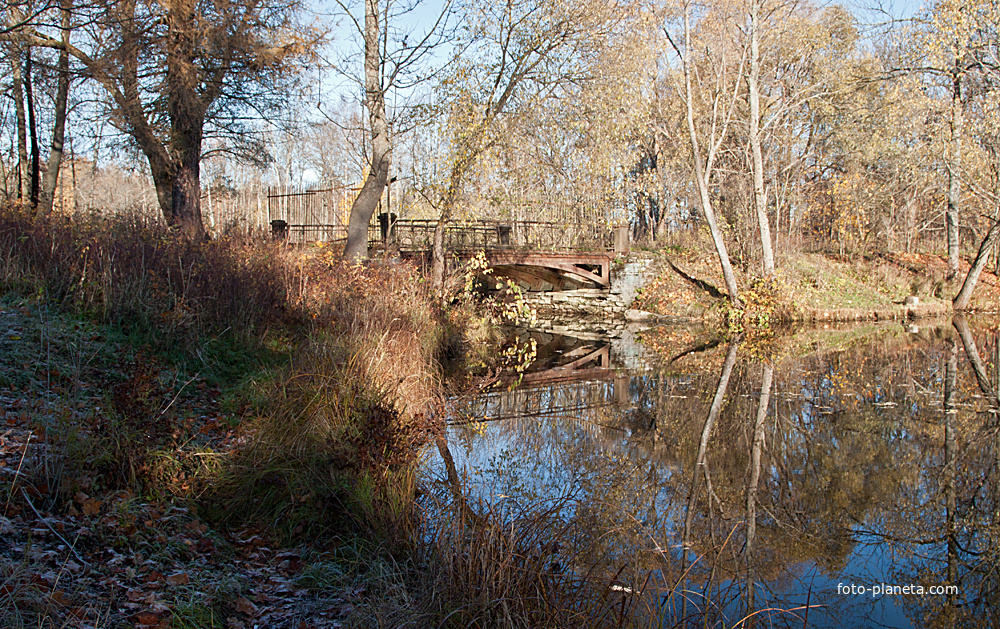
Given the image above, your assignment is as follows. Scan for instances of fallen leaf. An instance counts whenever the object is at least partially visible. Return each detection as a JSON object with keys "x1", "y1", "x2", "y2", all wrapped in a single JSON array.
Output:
[
  {"x1": 166, "y1": 572, "x2": 190, "y2": 586},
  {"x1": 234, "y1": 596, "x2": 257, "y2": 617},
  {"x1": 82, "y1": 498, "x2": 102, "y2": 517}
]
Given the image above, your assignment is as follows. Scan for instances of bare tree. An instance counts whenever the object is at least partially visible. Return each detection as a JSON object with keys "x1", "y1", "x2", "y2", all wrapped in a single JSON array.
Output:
[
  {"x1": 953, "y1": 216, "x2": 1000, "y2": 310},
  {"x1": 338, "y1": 0, "x2": 454, "y2": 261},
  {"x1": 8, "y1": 42, "x2": 29, "y2": 200},
  {"x1": 746, "y1": 0, "x2": 773, "y2": 276},
  {"x1": 35, "y1": 0, "x2": 70, "y2": 218},
  {"x1": 662, "y1": 0, "x2": 746, "y2": 305}
]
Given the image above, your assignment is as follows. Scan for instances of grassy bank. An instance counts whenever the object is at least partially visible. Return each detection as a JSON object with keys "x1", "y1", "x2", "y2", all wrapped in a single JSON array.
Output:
[
  {"x1": 0, "y1": 207, "x2": 438, "y2": 627},
  {"x1": 632, "y1": 234, "x2": 1000, "y2": 328}
]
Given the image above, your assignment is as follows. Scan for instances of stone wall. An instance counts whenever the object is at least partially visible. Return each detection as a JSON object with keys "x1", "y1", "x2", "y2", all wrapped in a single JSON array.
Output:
[{"x1": 518, "y1": 255, "x2": 657, "y2": 338}]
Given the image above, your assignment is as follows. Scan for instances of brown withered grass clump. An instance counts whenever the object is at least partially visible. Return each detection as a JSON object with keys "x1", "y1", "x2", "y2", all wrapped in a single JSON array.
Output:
[{"x1": 295, "y1": 250, "x2": 440, "y2": 420}]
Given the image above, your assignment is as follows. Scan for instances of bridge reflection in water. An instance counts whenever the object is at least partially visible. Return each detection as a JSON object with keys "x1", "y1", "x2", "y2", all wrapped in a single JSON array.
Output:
[{"x1": 451, "y1": 332, "x2": 633, "y2": 429}]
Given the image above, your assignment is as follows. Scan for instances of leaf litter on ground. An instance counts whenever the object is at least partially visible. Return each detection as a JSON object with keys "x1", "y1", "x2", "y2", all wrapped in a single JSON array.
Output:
[{"x1": 0, "y1": 297, "x2": 366, "y2": 628}]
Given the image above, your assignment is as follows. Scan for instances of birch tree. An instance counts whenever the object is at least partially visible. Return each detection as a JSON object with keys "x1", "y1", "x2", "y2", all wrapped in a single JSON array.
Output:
[{"x1": 661, "y1": 0, "x2": 746, "y2": 305}]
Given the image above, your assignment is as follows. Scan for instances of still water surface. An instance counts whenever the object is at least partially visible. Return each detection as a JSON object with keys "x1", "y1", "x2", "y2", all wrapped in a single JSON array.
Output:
[{"x1": 429, "y1": 318, "x2": 1000, "y2": 628}]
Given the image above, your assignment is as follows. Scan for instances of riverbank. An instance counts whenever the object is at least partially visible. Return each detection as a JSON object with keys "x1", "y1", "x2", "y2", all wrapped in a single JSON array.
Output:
[
  {"x1": 632, "y1": 243, "x2": 1000, "y2": 325},
  {"x1": 5, "y1": 206, "x2": 996, "y2": 627},
  {"x1": 0, "y1": 208, "x2": 456, "y2": 627},
  {"x1": 1, "y1": 207, "x2": 649, "y2": 628}
]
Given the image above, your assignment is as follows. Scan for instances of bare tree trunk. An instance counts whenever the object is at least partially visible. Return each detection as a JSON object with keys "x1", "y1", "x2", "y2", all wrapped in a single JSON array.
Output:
[
  {"x1": 431, "y1": 219, "x2": 447, "y2": 288},
  {"x1": 431, "y1": 145, "x2": 480, "y2": 292},
  {"x1": 682, "y1": 4, "x2": 740, "y2": 305},
  {"x1": 172, "y1": 154, "x2": 204, "y2": 239},
  {"x1": 953, "y1": 219, "x2": 1000, "y2": 310},
  {"x1": 37, "y1": 0, "x2": 72, "y2": 219},
  {"x1": 148, "y1": 159, "x2": 175, "y2": 221},
  {"x1": 25, "y1": 47, "x2": 40, "y2": 208},
  {"x1": 946, "y1": 67, "x2": 962, "y2": 280},
  {"x1": 163, "y1": 0, "x2": 206, "y2": 239},
  {"x1": 345, "y1": 0, "x2": 391, "y2": 263},
  {"x1": 747, "y1": 0, "x2": 773, "y2": 277},
  {"x1": 11, "y1": 45, "x2": 28, "y2": 201}
]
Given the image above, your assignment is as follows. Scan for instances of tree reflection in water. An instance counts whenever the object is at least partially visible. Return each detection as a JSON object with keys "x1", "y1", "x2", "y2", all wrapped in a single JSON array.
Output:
[{"x1": 431, "y1": 319, "x2": 1000, "y2": 628}]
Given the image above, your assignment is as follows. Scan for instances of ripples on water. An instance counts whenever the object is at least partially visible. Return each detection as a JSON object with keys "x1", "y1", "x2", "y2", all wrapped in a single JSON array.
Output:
[{"x1": 427, "y1": 318, "x2": 1000, "y2": 628}]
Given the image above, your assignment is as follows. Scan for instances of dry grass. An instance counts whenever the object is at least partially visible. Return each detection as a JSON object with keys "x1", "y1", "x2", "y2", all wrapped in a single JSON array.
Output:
[
  {"x1": 0, "y1": 206, "x2": 296, "y2": 349},
  {"x1": 635, "y1": 241, "x2": 1000, "y2": 327},
  {"x1": 200, "y1": 249, "x2": 442, "y2": 541},
  {"x1": 383, "y1": 493, "x2": 652, "y2": 629},
  {"x1": 0, "y1": 202, "x2": 444, "y2": 539},
  {"x1": 3, "y1": 206, "x2": 719, "y2": 628}
]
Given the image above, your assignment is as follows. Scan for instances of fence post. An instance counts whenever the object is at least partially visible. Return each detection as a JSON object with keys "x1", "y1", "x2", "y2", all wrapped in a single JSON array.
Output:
[{"x1": 614, "y1": 224, "x2": 630, "y2": 254}]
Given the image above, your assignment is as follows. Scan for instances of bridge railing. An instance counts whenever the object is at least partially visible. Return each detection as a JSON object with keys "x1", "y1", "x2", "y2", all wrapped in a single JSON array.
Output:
[{"x1": 371, "y1": 219, "x2": 615, "y2": 252}]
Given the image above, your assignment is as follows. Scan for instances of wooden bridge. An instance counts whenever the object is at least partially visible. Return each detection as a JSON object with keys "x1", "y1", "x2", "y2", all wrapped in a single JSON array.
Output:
[
  {"x1": 265, "y1": 188, "x2": 630, "y2": 290},
  {"x1": 379, "y1": 218, "x2": 630, "y2": 290}
]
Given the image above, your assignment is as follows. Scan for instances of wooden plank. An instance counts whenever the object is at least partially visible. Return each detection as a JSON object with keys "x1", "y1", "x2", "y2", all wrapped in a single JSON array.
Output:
[{"x1": 484, "y1": 252, "x2": 611, "y2": 287}]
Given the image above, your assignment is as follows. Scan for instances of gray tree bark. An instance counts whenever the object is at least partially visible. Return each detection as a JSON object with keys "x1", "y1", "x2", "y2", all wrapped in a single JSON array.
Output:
[
  {"x1": 345, "y1": 0, "x2": 391, "y2": 263},
  {"x1": 747, "y1": 0, "x2": 774, "y2": 277},
  {"x1": 946, "y1": 66, "x2": 963, "y2": 279},
  {"x1": 682, "y1": 3, "x2": 740, "y2": 305},
  {"x1": 37, "y1": 0, "x2": 72, "y2": 218},
  {"x1": 10, "y1": 45, "x2": 28, "y2": 201},
  {"x1": 952, "y1": 218, "x2": 1000, "y2": 310}
]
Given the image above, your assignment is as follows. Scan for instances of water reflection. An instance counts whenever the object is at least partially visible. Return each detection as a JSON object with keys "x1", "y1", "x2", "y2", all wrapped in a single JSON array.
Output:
[{"x1": 430, "y1": 319, "x2": 1000, "y2": 628}]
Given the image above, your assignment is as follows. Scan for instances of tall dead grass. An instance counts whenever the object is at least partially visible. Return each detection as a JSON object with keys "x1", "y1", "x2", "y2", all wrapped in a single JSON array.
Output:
[
  {"x1": 0, "y1": 204, "x2": 443, "y2": 540},
  {"x1": 0, "y1": 205, "x2": 439, "y2": 410},
  {"x1": 0, "y1": 206, "x2": 296, "y2": 347},
  {"x1": 371, "y1": 487, "x2": 660, "y2": 629}
]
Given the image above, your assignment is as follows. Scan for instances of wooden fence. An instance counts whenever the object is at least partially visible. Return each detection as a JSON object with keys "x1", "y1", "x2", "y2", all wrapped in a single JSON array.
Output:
[{"x1": 264, "y1": 185, "x2": 358, "y2": 243}]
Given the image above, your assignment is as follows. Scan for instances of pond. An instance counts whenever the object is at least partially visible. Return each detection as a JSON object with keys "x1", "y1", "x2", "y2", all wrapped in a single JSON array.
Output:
[{"x1": 427, "y1": 318, "x2": 1000, "y2": 628}]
